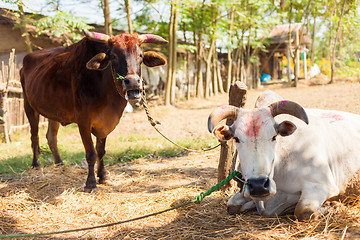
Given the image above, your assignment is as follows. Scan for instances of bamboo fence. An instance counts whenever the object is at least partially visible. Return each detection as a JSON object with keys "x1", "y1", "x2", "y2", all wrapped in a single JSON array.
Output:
[{"x1": 0, "y1": 49, "x2": 46, "y2": 143}]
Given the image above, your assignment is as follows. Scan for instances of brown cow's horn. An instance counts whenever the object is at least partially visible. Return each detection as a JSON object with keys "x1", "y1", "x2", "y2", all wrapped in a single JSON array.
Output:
[
  {"x1": 83, "y1": 30, "x2": 110, "y2": 43},
  {"x1": 269, "y1": 100, "x2": 309, "y2": 124},
  {"x1": 139, "y1": 34, "x2": 168, "y2": 45},
  {"x1": 208, "y1": 105, "x2": 239, "y2": 133}
]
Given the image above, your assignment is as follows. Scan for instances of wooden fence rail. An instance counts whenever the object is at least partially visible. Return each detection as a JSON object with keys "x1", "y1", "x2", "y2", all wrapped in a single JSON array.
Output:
[{"x1": 0, "y1": 49, "x2": 46, "y2": 143}]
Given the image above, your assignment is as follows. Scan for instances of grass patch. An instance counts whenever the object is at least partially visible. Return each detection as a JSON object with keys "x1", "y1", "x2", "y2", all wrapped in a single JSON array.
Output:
[
  {"x1": 106, "y1": 136, "x2": 218, "y2": 164},
  {"x1": 0, "y1": 127, "x2": 219, "y2": 178}
]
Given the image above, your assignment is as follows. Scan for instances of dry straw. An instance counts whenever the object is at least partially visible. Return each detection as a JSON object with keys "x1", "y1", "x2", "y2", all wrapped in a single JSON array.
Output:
[{"x1": 0, "y1": 159, "x2": 359, "y2": 239}]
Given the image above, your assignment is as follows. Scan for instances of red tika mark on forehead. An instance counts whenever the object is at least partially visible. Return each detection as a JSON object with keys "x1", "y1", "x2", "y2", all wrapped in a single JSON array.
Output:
[
  {"x1": 109, "y1": 34, "x2": 140, "y2": 48},
  {"x1": 241, "y1": 114, "x2": 266, "y2": 138}
]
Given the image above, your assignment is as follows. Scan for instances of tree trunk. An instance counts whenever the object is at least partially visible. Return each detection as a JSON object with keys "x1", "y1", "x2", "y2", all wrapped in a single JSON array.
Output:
[
  {"x1": 165, "y1": 1, "x2": 175, "y2": 105},
  {"x1": 18, "y1": 4, "x2": 32, "y2": 53},
  {"x1": 193, "y1": 32, "x2": 198, "y2": 98},
  {"x1": 204, "y1": 38, "x2": 215, "y2": 98},
  {"x1": 170, "y1": 0, "x2": 178, "y2": 104},
  {"x1": 226, "y1": 7, "x2": 235, "y2": 92},
  {"x1": 186, "y1": 51, "x2": 191, "y2": 100},
  {"x1": 124, "y1": 0, "x2": 133, "y2": 34},
  {"x1": 196, "y1": 34, "x2": 204, "y2": 98},
  {"x1": 294, "y1": 29, "x2": 300, "y2": 87},
  {"x1": 216, "y1": 59, "x2": 225, "y2": 94},
  {"x1": 311, "y1": 17, "x2": 317, "y2": 63},
  {"x1": 330, "y1": 0, "x2": 346, "y2": 84},
  {"x1": 212, "y1": 46, "x2": 219, "y2": 96},
  {"x1": 102, "y1": 0, "x2": 112, "y2": 35}
]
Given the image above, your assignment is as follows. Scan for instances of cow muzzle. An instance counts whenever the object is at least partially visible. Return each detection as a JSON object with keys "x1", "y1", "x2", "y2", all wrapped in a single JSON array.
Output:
[
  {"x1": 244, "y1": 177, "x2": 276, "y2": 201},
  {"x1": 122, "y1": 74, "x2": 143, "y2": 102}
]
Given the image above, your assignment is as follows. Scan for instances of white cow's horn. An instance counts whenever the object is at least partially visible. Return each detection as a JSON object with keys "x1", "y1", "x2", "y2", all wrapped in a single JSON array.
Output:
[
  {"x1": 83, "y1": 30, "x2": 110, "y2": 43},
  {"x1": 139, "y1": 34, "x2": 168, "y2": 45},
  {"x1": 207, "y1": 105, "x2": 239, "y2": 133},
  {"x1": 269, "y1": 100, "x2": 309, "y2": 124}
]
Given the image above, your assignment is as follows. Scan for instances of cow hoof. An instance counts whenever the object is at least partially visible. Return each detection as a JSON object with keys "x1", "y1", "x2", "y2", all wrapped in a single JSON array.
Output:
[
  {"x1": 99, "y1": 179, "x2": 114, "y2": 186},
  {"x1": 84, "y1": 187, "x2": 97, "y2": 193},
  {"x1": 296, "y1": 210, "x2": 317, "y2": 221},
  {"x1": 227, "y1": 205, "x2": 241, "y2": 215},
  {"x1": 32, "y1": 163, "x2": 41, "y2": 168}
]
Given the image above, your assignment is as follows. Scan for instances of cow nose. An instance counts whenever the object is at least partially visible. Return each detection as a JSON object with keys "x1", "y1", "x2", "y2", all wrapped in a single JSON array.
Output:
[
  {"x1": 247, "y1": 177, "x2": 270, "y2": 197},
  {"x1": 124, "y1": 74, "x2": 141, "y2": 89}
]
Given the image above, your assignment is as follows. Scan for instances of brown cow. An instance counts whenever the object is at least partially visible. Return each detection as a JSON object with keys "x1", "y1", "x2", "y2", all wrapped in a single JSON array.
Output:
[{"x1": 20, "y1": 31, "x2": 167, "y2": 192}]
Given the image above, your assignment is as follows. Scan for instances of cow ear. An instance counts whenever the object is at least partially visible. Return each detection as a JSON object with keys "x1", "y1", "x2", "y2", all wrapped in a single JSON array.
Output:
[
  {"x1": 213, "y1": 125, "x2": 233, "y2": 141},
  {"x1": 277, "y1": 121, "x2": 297, "y2": 137},
  {"x1": 143, "y1": 51, "x2": 167, "y2": 67},
  {"x1": 86, "y1": 53, "x2": 110, "y2": 70}
]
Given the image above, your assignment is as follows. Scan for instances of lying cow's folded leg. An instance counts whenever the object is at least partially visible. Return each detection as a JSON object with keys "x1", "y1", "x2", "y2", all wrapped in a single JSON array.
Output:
[
  {"x1": 294, "y1": 183, "x2": 330, "y2": 221},
  {"x1": 261, "y1": 190, "x2": 300, "y2": 216},
  {"x1": 227, "y1": 191, "x2": 255, "y2": 214}
]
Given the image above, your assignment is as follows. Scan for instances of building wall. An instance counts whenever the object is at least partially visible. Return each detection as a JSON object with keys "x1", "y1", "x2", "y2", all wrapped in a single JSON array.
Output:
[{"x1": 0, "y1": 24, "x2": 28, "y2": 54}]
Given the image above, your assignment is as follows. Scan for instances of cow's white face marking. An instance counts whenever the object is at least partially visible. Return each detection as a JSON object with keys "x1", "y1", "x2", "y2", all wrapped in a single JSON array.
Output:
[{"x1": 233, "y1": 108, "x2": 278, "y2": 201}]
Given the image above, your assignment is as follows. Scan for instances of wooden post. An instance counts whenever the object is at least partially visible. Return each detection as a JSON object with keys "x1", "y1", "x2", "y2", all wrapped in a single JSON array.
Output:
[
  {"x1": 218, "y1": 81, "x2": 247, "y2": 191},
  {"x1": 294, "y1": 29, "x2": 300, "y2": 87},
  {"x1": 303, "y1": 46, "x2": 308, "y2": 80},
  {"x1": 1, "y1": 60, "x2": 10, "y2": 143},
  {"x1": 286, "y1": 43, "x2": 292, "y2": 82}
]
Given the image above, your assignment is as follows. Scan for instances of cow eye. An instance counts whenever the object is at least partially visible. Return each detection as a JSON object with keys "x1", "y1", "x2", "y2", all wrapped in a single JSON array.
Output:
[
  {"x1": 139, "y1": 53, "x2": 143, "y2": 58},
  {"x1": 234, "y1": 137, "x2": 240, "y2": 143},
  {"x1": 272, "y1": 135, "x2": 277, "y2": 141},
  {"x1": 111, "y1": 55, "x2": 118, "y2": 61}
]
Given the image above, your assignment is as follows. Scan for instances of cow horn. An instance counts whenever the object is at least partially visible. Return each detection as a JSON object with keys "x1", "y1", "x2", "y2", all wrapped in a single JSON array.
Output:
[
  {"x1": 269, "y1": 100, "x2": 309, "y2": 124},
  {"x1": 139, "y1": 34, "x2": 168, "y2": 45},
  {"x1": 83, "y1": 30, "x2": 110, "y2": 43},
  {"x1": 207, "y1": 105, "x2": 239, "y2": 133}
]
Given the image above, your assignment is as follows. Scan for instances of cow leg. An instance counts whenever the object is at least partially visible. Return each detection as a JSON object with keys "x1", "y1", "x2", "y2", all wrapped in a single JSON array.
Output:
[
  {"x1": 294, "y1": 183, "x2": 329, "y2": 221},
  {"x1": 227, "y1": 191, "x2": 256, "y2": 215},
  {"x1": 78, "y1": 125, "x2": 97, "y2": 192},
  {"x1": 96, "y1": 137, "x2": 109, "y2": 184},
  {"x1": 23, "y1": 95, "x2": 40, "y2": 167},
  {"x1": 46, "y1": 120, "x2": 63, "y2": 165},
  {"x1": 260, "y1": 190, "x2": 300, "y2": 216}
]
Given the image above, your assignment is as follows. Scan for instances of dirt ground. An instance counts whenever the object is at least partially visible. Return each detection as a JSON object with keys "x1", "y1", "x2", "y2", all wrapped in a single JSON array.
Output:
[{"x1": 1, "y1": 81, "x2": 360, "y2": 239}]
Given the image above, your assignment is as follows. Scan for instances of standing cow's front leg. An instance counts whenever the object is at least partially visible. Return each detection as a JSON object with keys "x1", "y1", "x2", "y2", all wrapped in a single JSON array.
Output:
[
  {"x1": 96, "y1": 137, "x2": 109, "y2": 184},
  {"x1": 78, "y1": 124, "x2": 98, "y2": 192},
  {"x1": 46, "y1": 120, "x2": 63, "y2": 165}
]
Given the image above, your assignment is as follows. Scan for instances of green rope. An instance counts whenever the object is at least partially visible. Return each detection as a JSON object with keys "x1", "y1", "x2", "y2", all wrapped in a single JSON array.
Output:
[
  {"x1": 0, "y1": 171, "x2": 242, "y2": 239},
  {"x1": 116, "y1": 73, "x2": 125, "y2": 82},
  {"x1": 193, "y1": 170, "x2": 242, "y2": 204}
]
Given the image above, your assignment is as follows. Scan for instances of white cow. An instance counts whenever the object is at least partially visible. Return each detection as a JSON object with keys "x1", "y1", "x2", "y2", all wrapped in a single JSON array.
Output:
[{"x1": 208, "y1": 90, "x2": 360, "y2": 221}]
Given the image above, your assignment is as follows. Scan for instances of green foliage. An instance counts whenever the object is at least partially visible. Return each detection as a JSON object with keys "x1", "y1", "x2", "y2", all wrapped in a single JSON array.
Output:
[{"x1": 35, "y1": 11, "x2": 93, "y2": 43}]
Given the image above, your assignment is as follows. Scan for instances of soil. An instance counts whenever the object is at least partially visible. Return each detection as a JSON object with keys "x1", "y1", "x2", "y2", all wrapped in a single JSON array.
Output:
[{"x1": 1, "y1": 81, "x2": 360, "y2": 239}]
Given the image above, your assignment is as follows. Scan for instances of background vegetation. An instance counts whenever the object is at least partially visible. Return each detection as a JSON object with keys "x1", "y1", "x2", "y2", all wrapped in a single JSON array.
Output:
[{"x1": 2, "y1": 0, "x2": 360, "y2": 103}]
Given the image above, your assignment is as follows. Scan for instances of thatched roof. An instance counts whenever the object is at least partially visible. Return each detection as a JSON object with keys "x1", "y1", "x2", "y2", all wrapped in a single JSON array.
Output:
[{"x1": 268, "y1": 23, "x2": 311, "y2": 46}]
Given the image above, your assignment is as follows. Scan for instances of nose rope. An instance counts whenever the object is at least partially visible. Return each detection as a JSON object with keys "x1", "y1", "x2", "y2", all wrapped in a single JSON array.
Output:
[
  {"x1": 110, "y1": 64, "x2": 126, "y2": 98},
  {"x1": 267, "y1": 157, "x2": 276, "y2": 179},
  {"x1": 116, "y1": 73, "x2": 125, "y2": 81}
]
